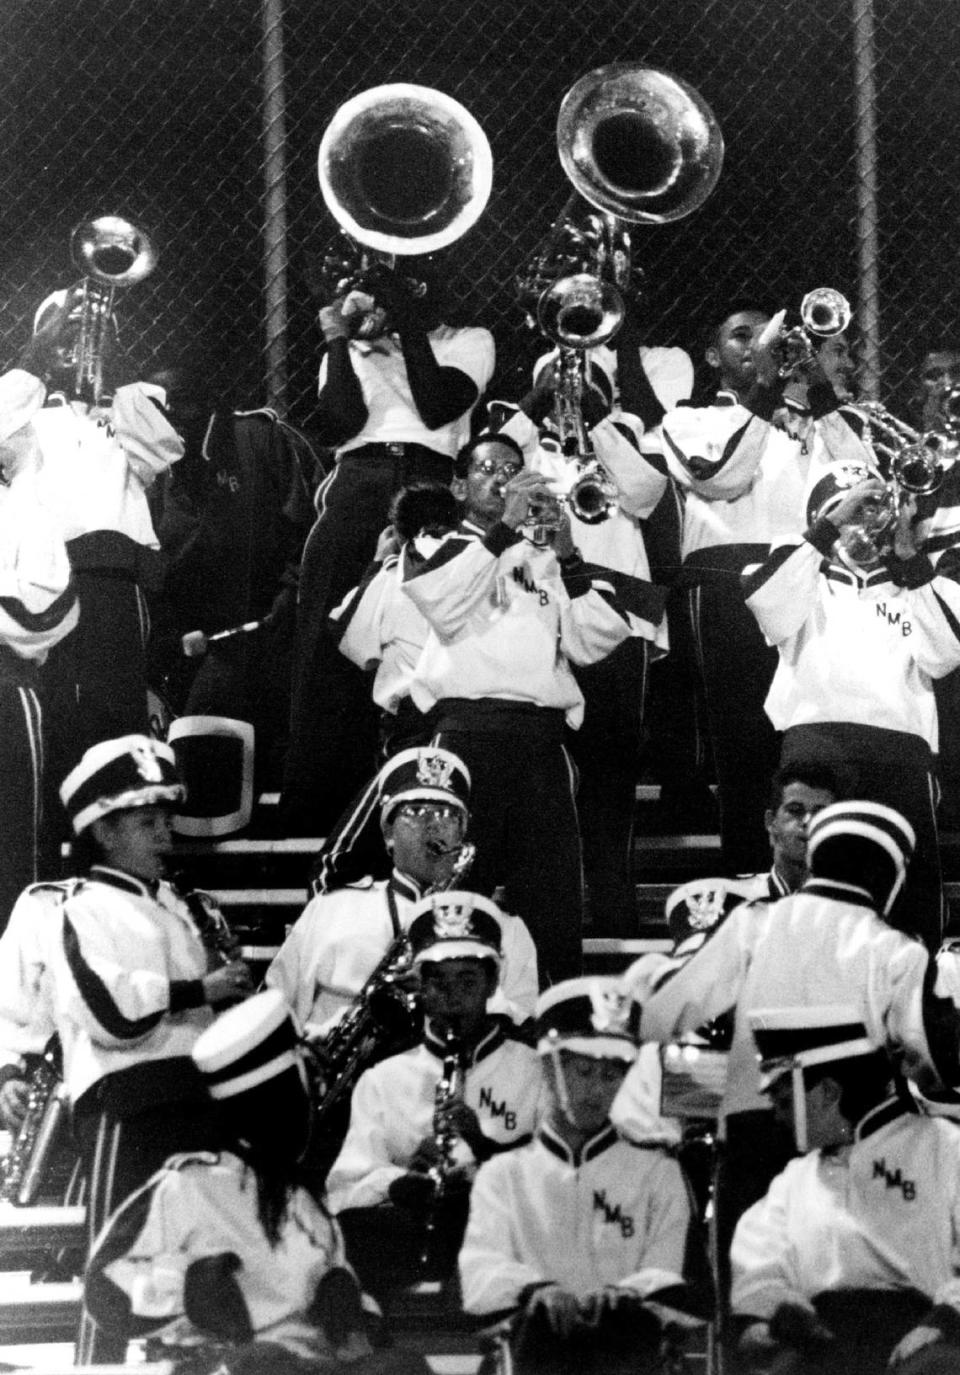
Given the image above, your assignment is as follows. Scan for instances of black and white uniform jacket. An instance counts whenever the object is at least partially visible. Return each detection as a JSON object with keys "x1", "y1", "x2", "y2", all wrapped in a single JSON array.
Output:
[
  {"x1": 459, "y1": 1119, "x2": 695, "y2": 1315},
  {"x1": 731, "y1": 1096, "x2": 960, "y2": 1326},
  {"x1": 744, "y1": 516, "x2": 960, "y2": 754},
  {"x1": 265, "y1": 871, "x2": 538, "y2": 1034},
  {"x1": 50, "y1": 867, "x2": 216, "y2": 1107},
  {"x1": 640, "y1": 880, "x2": 960, "y2": 1119},
  {"x1": 326, "y1": 1019, "x2": 544, "y2": 1213},
  {"x1": 85, "y1": 1148, "x2": 364, "y2": 1348},
  {"x1": 403, "y1": 519, "x2": 632, "y2": 728}
]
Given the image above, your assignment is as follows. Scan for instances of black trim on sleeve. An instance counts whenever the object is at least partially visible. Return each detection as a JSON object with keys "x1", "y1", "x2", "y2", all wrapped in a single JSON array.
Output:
[
  {"x1": 0, "y1": 582, "x2": 77, "y2": 633},
  {"x1": 806, "y1": 382, "x2": 842, "y2": 420},
  {"x1": 807, "y1": 517, "x2": 841, "y2": 560},
  {"x1": 62, "y1": 917, "x2": 166, "y2": 1042},
  {"x1": 169, "y1": 980, "x2": 206, "y2": 1013},
  {"x1": 741, "y1": 543, "x2": 799, "y2": 601}
]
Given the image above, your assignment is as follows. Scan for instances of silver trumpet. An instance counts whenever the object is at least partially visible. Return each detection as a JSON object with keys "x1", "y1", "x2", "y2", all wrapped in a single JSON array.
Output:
[
  {"x1": 60, "y1": 215, "x2": 157, "y2": 405},
  {"x1": 775, "y1": 287, "x2": 852, "y2": 379}
]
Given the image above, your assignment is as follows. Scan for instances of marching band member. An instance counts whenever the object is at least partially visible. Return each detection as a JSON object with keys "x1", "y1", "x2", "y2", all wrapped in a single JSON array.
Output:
[
  {"x1": 732, "y1": 1005, "x2": 960, "y2": 1375},
  {"x1": 403, "y1": 433, "x2": 633, "y2": 983},
  {"x1": 639, "y1": 799, "x2": 960, "y2": 1287},
  {"x1": 282, "y1": 260, "x2": 495, "y2": 835},
  {"x1": 459, "y1": 977, "x2": 708, "y2": 1375},
  {"x1": 659, "y1": 299, "x2": 870, "y2": 873},
  {"x1": 0, "y1": 425, "x2": 78, "y2": 928},
  {"x1": 744, "y1": 462, "x2": 960, "y2": 949},
  {"x1": 490, "y1": 312, "x2": 673, "y2": 937},
  {"x1": 50, "y1": 734, "x2": 253, "y2": 1360},
  {"x1": 327, "y1": 897, "x2": 544, "y2": 1299},
  {"x1": 85, "y1": 989, "x2": 427, "y2": 1375},
  {"x1": 266, "y1": 746, "x2": 538, "y2": 1035},
  {"x1": 0, "y1": 290, "x2": 182, "y2": 779}
]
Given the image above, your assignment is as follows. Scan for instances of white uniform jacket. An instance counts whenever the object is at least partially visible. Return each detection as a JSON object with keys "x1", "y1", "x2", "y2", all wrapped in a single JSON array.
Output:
[
  {"x1": 660, "y1": 391, "x2": 870, "y2": 577},
  {"x1": 639, "y1": 880, "x2": 960, "y2": 1119},
  {"x1": 496, "y1": 406, "x2": 668, "y2": 650},
  {"x1": 0, "y1": 881, "x2": 76, "y2": 1073},
  {"x1": 459, "y1": 1120, "x2": 693, "y2": 1315},
  {"x1": 731, "y1": 1096, "x2": 960, "y2": 1324},
  {"x1": 325, "y1": 1020, "x2": 544, "y2": 1213},
  {"x1": 0, "y1": 370, "x2": 181, "y2": 563},
  {"x1": 86, "y1": 1148, "x2": 361, "y2": 1345},
  {"x1": 743, "y1": 521, "x2": 960, "y2": 752},
  {"x1": 0, "y1": 460, "x2": 78, "y2": 662},
  {"x1": 403, "y1": 519, "x2": 632, "y2": 728},
  {"x1": 51, "y1": 867, "x2": 214, "y2": 1106},
  {"x1": 323, "y1": 325, "x2": 495, "y2": 461},
  {"x1": 265, "y1": 872, "x2": 539, "y2": 1033}
]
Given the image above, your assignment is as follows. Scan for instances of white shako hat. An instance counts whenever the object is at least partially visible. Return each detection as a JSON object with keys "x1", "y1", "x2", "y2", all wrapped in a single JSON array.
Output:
[
  {"x1": 408, "y1": 891, "x2": 503, "y2": 967},
  {"x1": 192, "y1": 989, "x2": 302, "y2": 1101},
  {"x1": 749, "y1": 1004, "x2": 877, "y2": 1093},
  {"x1": 378, "y1": 745, "x2": 471, "y2": 823},
  {"x1": 536, "y1": 977, "x2": 639, "y2": 1063},
  {"x1": 60, "y1": 734, "x2": 185, "y2": 835},
  {"x1": 806, "y1": 800, "x2": 915, "y2": 916}
]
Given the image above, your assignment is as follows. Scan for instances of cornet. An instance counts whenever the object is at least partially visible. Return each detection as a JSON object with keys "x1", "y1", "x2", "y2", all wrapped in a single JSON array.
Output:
[{"x1": 774, "y1": 287, "x2": 852, "y2": 379}]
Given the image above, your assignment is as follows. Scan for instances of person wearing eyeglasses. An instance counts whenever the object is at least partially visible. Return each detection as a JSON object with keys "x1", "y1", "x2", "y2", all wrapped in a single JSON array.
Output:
[{"x1": 402, "y1": 433, "x2": 632, "y2": 985}]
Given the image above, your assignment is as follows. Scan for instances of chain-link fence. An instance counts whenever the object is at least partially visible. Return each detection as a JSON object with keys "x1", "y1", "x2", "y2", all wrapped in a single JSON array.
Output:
[{"x1": 0, "y1": 0, "x2": 957, "y2": 426}]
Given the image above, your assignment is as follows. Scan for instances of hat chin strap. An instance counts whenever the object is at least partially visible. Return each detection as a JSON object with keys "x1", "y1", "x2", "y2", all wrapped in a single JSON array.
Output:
[{"x1": 792, "y1": 1064, "x2": 808, "y2": 1153}]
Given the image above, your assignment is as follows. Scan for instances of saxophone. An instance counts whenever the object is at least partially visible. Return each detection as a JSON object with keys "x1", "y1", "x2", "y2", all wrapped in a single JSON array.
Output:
[
  {"x1": 420, "y1": 1025, "x2": 464, "y2": 1268},
  {"x1": 311, "y1": 842, "x2": 476, "y2": 1126},
  {"x1": 0, "y1": 1037, "x2": 68, "y2": 1207}
]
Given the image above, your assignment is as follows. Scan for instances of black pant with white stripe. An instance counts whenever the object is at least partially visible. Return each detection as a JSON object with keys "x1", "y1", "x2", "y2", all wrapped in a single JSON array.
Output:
[{"x1": 435, "y1": 701, "x2": 584, "y2": 987}]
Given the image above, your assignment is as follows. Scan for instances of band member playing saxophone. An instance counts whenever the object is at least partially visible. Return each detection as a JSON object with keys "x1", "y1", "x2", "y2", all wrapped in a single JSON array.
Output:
[
  {"x1": 49, "y1": 733, "x2": 253, "y2": 1362},
  {"x1": 326, "y1": 896, "x2": 544, "y2": 1302}
]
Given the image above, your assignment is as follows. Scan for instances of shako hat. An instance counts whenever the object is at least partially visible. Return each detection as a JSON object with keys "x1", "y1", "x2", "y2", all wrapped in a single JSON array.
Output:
[
  {"x1": 408, "y1": 891, "x2": 502, "y2": 966},
  {"x1": 378, "y1": 746, "x2": 470, "y2": 823},
  {"x1": 60, "y1": 734, "x2": 185, "y2": 835},
  {"x1": 806, "y1": 800, "x2": 915, "y2": 916},
  {"x1": 536, "y1": 976, "x2": 639, "y2": 1062}
]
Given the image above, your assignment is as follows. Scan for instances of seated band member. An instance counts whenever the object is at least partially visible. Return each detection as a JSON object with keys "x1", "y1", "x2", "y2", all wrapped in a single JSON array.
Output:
[
  {"x1": 282, "y1": 257, "x2": 495, "y2": 836},
  {"x1": 85, "y1": 989, "x2": 426, "y2": 1375},
  {"x1": 51, "y1": 734, "x2": 254, "y2": 1361},
  {"x1": 267, "y1": 746, "x2": 538, "y2": 1034},
  {"x1": 403, "y1": 433, "x2": 633, "y2": 984},
  {"x1": 327, "y1": 895, "x2": 544, "y2": 1300},
  {"x1": 459, "y1": 976, "x2": 708, "y2": 1375},
  {"x1": 732, "y1": 1005, "x2": 960, "y2": 1375},
  {"x1": 639, "y1": 798, "x2": 960, "y2": 1294}
]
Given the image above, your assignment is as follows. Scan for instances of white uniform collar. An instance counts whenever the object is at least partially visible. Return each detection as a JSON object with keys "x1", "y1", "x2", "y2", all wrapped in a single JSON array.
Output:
[{"x1": 538, "y1": 1119, "x2": 620, "y2": 1167}]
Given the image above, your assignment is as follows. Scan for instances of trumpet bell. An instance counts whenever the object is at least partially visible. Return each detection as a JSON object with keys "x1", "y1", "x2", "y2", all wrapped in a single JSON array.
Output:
[
  {"x1": 557, "y1": 64, "x2": 724, "y2": 225},
  {"x1": 318, "y1": 83, "x2": 493, "y2": 256},
  {"x1": 70, "y1": 215, "x2": 158, "y2": 287},
  {"x1": 537, "y1": 272, "x2": 624, "y2": 350},
  {"x1": 800, "y1": 286, "x2": 851, "y2": 338}
]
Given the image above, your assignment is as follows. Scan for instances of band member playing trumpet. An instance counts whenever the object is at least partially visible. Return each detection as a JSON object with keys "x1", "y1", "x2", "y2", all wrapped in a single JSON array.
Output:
[
  {"x1": 0, "y1": 278, "x2": 183, "y2": 810},
  {"x1": 327, "y1": 896, "x2": 543, "y2": 1302},
  {"x1": 659, "y1": 297, "x2": 872, "y2": 875},
  {"x1": 49, "y1": 734, "x2": 253, "y2": 1361},
  {"x1": 402, "y1": 434, "x2": 632, "y2": 983},
  {"x1": 490, "y1": 304, "x2": 677, "y2": 936},
  {"x1": 281, "y1": 255, "x2": 495, "y2": 836}
]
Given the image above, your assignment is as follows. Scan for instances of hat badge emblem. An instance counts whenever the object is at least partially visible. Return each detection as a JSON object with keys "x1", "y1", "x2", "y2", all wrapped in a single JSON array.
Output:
[
  {"x1": 417, "y1": 752, "x2": 454, "y2": 789},
  {"x1": 433, "y1": 905, "x2": 475, "y2": 940},
  {"x1": 686, "y1": 885, "x2": 725, "y2": 931},
  {"x1": 589, "y1": 980, "x2": 629, "y2": 1035},
  {"x1": 130, "y1": 739, "x2": 164, "y2": 783}
]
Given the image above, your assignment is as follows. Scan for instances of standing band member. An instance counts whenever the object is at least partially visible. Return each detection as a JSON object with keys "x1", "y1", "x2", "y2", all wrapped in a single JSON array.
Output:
[{"x1": 52, "y1": 734, "x2": 253, "y2": 1361}]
